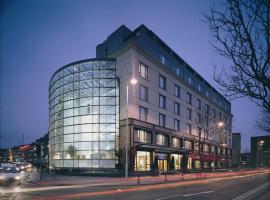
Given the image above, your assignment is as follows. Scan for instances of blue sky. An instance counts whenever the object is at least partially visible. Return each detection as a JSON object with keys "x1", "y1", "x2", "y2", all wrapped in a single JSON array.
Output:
[{"x1": 0, "y1": 0, "x2": 264, "y2": 152}]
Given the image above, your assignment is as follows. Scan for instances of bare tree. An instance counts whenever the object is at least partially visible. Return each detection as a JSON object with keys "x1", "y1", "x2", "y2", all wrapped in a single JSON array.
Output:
[
  {"x1": 194, "y1": 105, "x2": 215, "y2": 171},
  {"x1": 194, "y1": 105, "x2": 230, "y2": 170},
  {"x1": 256, "y1": 109, "x2": 270, "y2": 132},
  {"x1": 205, "y1": 0, "x2": 270, "y2": 113}
]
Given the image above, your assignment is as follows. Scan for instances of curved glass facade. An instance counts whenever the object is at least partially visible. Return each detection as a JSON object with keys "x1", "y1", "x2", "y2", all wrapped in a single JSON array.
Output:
[{"x1": 49, "y1": 59, "x2": 119, "y2": 169}]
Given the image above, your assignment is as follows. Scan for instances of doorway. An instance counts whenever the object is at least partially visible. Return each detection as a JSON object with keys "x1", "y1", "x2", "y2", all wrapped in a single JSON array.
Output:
[{"x1": 158, "y1": 160, "x2": 167, "y2": 173}]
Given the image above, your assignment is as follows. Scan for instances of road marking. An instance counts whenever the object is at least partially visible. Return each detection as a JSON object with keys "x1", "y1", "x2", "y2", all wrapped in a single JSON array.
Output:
[
  {"x1": 156, "y1": 193, "x2": 183, "y2": 200},
  {"x1": 232, "y1": 182, "x2": 269, "y2": 200},
  {"x1": 156, "y1": 191, "x2": 214, "y2": 200},
  {"x1": 183, "y1": 190, "x2": 214, "y2": 196}
]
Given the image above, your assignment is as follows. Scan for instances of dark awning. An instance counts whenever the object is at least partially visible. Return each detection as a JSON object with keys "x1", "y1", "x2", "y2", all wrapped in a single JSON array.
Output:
[{"x1": 136, "y1": 144, "x2": 188, "y2": 154}]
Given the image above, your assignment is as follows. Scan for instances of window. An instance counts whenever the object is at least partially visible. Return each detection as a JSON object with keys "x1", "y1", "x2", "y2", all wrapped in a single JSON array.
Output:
[
  {"x1": 213, "y1": 108, "x2": 216, "y2": 119},
  {"x1": 159, "y1": 113, "x2": 166, "y2": 127},
  {"x1": 139, "y1": 63, "x2": 148, "y2": 79},
  {"x1": 188, "y1": 77, "x2": 192, "y2": 85},
  {"x1": 136, "y1": 129, "x2": 147, "y2": 143},
  {"x1": 139, "y1": 106, "x2": 148, "y2": 121},
  {"x1": 211, "y1": 146, "x2": 215, "y2": 153},
  {"x1": 198, "y1": 84, "x2": 201, "y2": 92},
  {"x1": 186, "y1": 108, "x2": 192, "y2": 120},
  {"x1": 197, "y1": 98, "x2": 201, "y2": 110},
  {"x1": 139, "y1": 84, "x2": 148, "y2": 101},
  {"x1": 203, "y1": 144, "x2": 209, "y2": 152},
  {"x1": 197, "y1": 112, "x2": 201, "y2": 123},
  {"x1": 174, "y1": 119, "x2": 180, "y2": 131},
  {"x1": 159, "y1": 94, "x2": 166, "y2": 109},
  {"x1": 219, "y1": 112, "x2": 222, "y2": 120},
  {"x1": 206, "y1": 104, "x2": 209, "y2": 114},
  {"x1": 174, "y1": 84, "x2": 181, "y2": 98},
  {"x1": 187, "y1": 92, "x2": 192, "y2": 104},
  {"x1": 159, "y1": 75, "x2": 166, "y2": 90},
  {"x1": 157, "y1": 134, "x2": 165, "y2": 145},
  {"x1": 160, "y1": 55, "x2": 166, "y2": 65},
  {"x1": 172, "y1": 138, "x2": 179, "y2": 148},
  {"x1": 135, "y1": 129, "x2": 151, "y2": 144},
  {"x1": 186, "y1": 123, "x2": 191, "y2": 134},
  {"x1": 135, "y1": 151, "x2": 150, "y2": 171},
  {"x1": 185, "y1": 140, "x2": 192, "y2": 150},
  {"x1": 174, "y1": 102, "x2": 180, "y2": 115},
  {"x1": 176, "y1": 68, "x2": 180, "y2": 76}
]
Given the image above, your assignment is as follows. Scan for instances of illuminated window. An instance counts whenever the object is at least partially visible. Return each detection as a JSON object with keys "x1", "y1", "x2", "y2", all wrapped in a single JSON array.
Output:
[{"x1": 139, "y1": 63, "x2": 148, "y2": 79}]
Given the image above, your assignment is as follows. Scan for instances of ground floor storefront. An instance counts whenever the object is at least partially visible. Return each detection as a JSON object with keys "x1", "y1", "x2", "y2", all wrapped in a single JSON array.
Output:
[{"x1": 131, "y1": 149, "x2": 231, "y2": 173}]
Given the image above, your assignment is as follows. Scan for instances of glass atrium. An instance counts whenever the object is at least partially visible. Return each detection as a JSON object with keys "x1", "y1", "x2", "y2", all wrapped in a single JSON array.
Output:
[{"x1": 48, "y1": 59, "x2": 119, "y2": 169}]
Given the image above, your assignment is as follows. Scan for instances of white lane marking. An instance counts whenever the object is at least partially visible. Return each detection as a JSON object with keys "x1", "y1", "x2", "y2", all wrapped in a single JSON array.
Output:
[
  {"x1": 156, "y1": 193, "x2": 183, "y2": 200},
  {"x1": 156, "y1": 191, "x2": 214, "y2": 200},
  {"x1": 232, "y1": 182, "x2": 269, "y2": 200},
  {"x1": 183, "y1": 190, "x2": 214, "y2": 196}
]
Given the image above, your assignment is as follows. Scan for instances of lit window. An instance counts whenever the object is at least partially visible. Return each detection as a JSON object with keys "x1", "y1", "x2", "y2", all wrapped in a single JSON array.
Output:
[
  {"x1": 139, "y1": 106, "x2": 148, "y2": 121},
  {"x1": 139, "y1": 84, "x2": 148, "y2": 101},
  {"x1": 185, "y1": 140, "x2": 192, "y2": 150},
  {"x1": 159, "y1": 75, "x2": 166, "y2": 90},
  {"x1": 139, "y1": 63, "x2": 148, "y2": 79},
  {"x1": 136, "y1": 129, "x2": 147, "y2": 143},
  {"x1": 198, "y1": 84, "x2": 201, "y2": 92},
  {"x1": 160, "y1": 55, "x2": 166, "y2": 65},
  {"x1": 187, "y1": 92, "x2": 192, "y2": 104},
  {"x1": 172, "y1": 138, "x2": 179, "y2": 148},
  {"x1": 176, "y1": 67, "x2": 180, "y2": 76},
  {"x1": 188, "y1": 77, "x2": 192, "y2": 85},
  {"x1": 174, "y1": 84, "x2": 181, "y2": 98},
  {"x1": 174, "y1": 119, "x2": 180, "y2": 131},
  {"x1": 203, "y1": 144, "x2": 209, "y2": 152},
  {"x1": 157, "y1": 134, "x2": 166, "y2": 145},
  {"x1": 159, "y1": 113, "x2": 166, "y2": 127},
  {"x1": 159, "y1": 94, "x2": 166, "y2": 109},
  {"x1": 174, "y1": 102, "x2": 180, "y2": 115}
]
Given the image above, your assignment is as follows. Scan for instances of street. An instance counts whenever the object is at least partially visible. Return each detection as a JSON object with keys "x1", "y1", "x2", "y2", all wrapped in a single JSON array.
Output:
[{"x1": 0, "y1": 169, "x2": 270, "y2": 200}]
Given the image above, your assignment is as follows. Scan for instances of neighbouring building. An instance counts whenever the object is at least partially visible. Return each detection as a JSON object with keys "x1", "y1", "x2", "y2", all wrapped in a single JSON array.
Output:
[
  {"x1": 240, "y1": 153, "x2": 251, "y2": 168},
  {"x1": 0, "y1": 133, "x2": 49, "y2": 166},
  {"x1": 251, "y1": 135, "x2": 270, "y2": 168},
  {"x1": 48, "y1": 25, "x2": 232, "y2": 172},
  {"x1": 232, "y1": 133, "x2": 241, "y2": 168}
]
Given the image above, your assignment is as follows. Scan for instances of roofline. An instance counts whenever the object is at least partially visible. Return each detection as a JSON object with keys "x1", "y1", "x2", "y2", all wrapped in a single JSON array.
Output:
[
  {"x1": 49, "y1": 58, "x2": 116, "y2": 86},
  {"x1": 127, "y1": 24, "x2": 230, "y2": 104}
]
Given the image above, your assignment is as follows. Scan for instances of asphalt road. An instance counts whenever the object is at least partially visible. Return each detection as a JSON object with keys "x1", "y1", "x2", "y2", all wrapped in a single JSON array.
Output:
[{"x1": 1, "y1": 171, "x2": 269, "y2": 200}]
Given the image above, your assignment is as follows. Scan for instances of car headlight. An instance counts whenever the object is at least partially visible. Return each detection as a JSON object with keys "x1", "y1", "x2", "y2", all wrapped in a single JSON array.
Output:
[
  {"x1": 21, "y1": 166, "x2": 25, "y2": 170},
  {"x1": 14, "y1": 176, "x2": 21, "y2": 180}
]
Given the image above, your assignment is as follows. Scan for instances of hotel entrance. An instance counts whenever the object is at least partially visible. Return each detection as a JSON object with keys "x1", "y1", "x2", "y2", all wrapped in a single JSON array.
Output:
[
  {"x1": 158, "y1": 160, "x2": 167, "y2": 173},
  {"x1": 156, "y1": 153, "x2": 168, "y2": 173}
]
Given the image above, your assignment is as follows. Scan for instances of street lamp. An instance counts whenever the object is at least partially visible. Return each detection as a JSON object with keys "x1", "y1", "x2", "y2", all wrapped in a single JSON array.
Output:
[
  {"x1": 125, "y1": 78, "x2": 137, "y2": 181},
  {"x1": 257, "y1": 140, "x2": 264, "y2": 169},
  {"x1": 213, "y1": 121, "x2": 224, "y2": 172}
]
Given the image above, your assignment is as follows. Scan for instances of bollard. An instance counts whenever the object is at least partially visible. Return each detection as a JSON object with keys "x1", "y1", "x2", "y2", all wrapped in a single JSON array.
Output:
[
  {"x1": 165, "y1": 171, "x2": 167, "y2": 183},
  {"x1": 137, "y1": 174, "x2": 140, "y2": 185},
  {"x1": 182, "y1": 173, "x2": 184, "y2": 181}
]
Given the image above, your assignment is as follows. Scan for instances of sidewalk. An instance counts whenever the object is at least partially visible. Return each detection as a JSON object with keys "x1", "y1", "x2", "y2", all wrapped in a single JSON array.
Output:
[{"x1": 25, "y1": 168, "x2": 270, "y2": 187}]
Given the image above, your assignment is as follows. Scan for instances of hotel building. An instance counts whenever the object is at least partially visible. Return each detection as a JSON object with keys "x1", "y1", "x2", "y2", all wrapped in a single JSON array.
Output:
[{"x1": 49, "y1": 25, "x2": 232, "y2": 172}]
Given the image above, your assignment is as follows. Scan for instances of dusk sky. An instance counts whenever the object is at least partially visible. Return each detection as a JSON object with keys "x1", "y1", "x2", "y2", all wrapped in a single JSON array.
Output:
[{"x1": 0, "y1": 0, "x2": 265, "y2": 152}]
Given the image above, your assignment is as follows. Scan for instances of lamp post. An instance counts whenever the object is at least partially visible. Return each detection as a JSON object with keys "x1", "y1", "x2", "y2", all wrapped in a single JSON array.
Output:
[
  {"x1": 125, "y1": 78, "x2": 137, "y2": 181},
  {"x1": 256, "y1": 140, "x2": 264, "y2": 169},
  {"x1": 213, "y1": 121, "x2": 224, "y2": 172}
]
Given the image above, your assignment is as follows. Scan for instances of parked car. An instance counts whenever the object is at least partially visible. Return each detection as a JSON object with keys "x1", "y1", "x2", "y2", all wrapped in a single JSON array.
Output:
[{"x1": 0, "y1": 163, "x2": 21, "y2": 186}]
